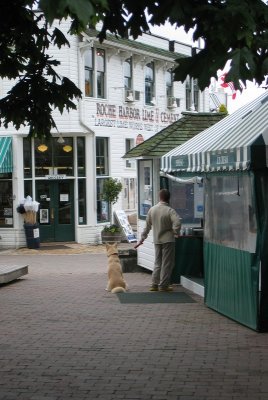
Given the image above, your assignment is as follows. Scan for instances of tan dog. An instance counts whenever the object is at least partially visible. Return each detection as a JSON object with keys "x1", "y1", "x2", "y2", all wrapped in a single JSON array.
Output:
[{"x1": 106, "y1": 243, "x2": 128, "y2": 293}]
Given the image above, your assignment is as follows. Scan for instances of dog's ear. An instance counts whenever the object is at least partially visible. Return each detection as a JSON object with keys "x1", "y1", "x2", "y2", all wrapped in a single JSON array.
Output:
[{"x1": 106, "y1": 243, "x2": 110, "y2": 251}]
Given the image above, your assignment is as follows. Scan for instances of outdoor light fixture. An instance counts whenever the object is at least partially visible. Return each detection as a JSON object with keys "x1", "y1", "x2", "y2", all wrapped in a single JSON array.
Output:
[
  {"x1": 63, "y1": 145, "x2": 72, "y2": 153},
  {"x1": 37, "y1": 144, "x2": 48, "y2": 152},
  {"x1": 57, "y1": 134, "x2": 65, "y2": 144}
]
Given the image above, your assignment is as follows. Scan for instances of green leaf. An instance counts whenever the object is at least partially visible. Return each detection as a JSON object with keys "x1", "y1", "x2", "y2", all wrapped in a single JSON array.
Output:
[{"x1": 51, "y1": 28, "x2": 70, "y2": 48}]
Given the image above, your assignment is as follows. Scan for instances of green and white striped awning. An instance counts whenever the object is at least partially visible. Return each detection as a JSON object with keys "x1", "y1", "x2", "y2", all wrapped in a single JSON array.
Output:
[
  {"x1": 0, "y1": 137, "x2": 13, "y2": 173},
  {"x1": 161, "y1": 91, "x2": 268, "y2": 172}
]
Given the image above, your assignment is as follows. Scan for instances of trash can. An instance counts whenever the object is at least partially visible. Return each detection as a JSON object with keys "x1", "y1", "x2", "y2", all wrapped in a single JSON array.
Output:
[{"x1": 24, "y1": 223, "x2": 40, "y2": 249}]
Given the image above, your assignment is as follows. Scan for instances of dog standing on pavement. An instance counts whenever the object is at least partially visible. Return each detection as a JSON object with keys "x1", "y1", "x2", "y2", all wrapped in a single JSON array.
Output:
[{"x1": 106, "y1": 243, "x2": 128, "y2": 293}]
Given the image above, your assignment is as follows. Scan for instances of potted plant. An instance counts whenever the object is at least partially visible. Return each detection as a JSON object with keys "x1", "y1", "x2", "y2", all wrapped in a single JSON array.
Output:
[
  {"x1": 17, "y1": 196, "x2": 40, "y2": 249},
  {"x1": 101, "y1": 178, "x2": 123, "y2": 243},
  {"x1": 101, "y1": 224, "x2": 122, "y2": 243}
]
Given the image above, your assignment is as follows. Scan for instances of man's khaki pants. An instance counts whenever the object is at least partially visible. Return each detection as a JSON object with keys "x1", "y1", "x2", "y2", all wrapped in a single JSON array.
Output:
[{"x1": 152, "y1": 242, "x2": 175, "y2": 288}]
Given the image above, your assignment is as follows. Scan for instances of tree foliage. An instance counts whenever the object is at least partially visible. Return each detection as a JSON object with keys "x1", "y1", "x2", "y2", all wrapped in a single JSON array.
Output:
[{"x1": 0, "y1": 0, "x2": 267, "y2": 138}]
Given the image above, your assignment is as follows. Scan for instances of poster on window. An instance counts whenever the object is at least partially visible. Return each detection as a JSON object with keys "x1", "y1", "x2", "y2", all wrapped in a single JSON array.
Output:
[
  {"x1": 40, "y1": 209, "x2": 49, "y2": 224},
  {"x1": 114, "y1": 210, "x2": 137, "y2": 243}
]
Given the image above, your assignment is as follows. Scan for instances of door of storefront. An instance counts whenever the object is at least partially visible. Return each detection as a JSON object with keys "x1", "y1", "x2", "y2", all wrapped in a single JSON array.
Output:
[{"x1": 36, "y1": 180, "x2": 75, "y2": 242}]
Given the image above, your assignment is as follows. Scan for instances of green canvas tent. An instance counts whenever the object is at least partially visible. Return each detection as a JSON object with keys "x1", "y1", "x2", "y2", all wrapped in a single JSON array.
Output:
[{"x1": 161, "y1": 91, "x2": 268, "y2": 331}]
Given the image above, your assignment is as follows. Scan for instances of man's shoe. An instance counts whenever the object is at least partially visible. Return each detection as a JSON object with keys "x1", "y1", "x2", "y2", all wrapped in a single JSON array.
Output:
[
  {"x1": 159, "y1": 286, "x2": 173, "y2": 292},
  {"x1": 149, "y1": 286, "x2": 159, "y2": 292}
]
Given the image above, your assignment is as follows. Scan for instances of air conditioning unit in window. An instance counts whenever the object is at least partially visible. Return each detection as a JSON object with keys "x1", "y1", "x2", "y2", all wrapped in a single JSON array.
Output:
[
  {"x1": 125, "y1": 90, "x2": 141, "y2": 102},
  {"x1": 167, "y1": 96, "x2": 180, "y2": 109},
  {"x1": 125, "y1": 89, "x2": 134, "y2": 102}
]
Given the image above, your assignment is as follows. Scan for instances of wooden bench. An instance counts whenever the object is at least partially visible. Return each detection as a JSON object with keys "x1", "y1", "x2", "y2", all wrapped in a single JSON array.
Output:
[{"x1": 0, "y1": 265, "x2": 28, "y2": 284}]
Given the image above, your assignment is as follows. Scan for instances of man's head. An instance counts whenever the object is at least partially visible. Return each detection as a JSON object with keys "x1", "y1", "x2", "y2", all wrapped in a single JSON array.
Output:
[{"x1": 159, "y1": 189, "x2": 170, "y2": 203}]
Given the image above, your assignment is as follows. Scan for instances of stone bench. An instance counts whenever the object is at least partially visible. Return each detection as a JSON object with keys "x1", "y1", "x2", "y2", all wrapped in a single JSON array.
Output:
[{"x1": 0, "y1": 265, "x2": 28, "y2": 284}]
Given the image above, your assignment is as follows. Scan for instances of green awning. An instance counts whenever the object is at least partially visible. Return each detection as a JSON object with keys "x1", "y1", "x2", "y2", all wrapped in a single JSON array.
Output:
[{"x1": 0, "y1": 137, "x2": 13, "y2": 173}]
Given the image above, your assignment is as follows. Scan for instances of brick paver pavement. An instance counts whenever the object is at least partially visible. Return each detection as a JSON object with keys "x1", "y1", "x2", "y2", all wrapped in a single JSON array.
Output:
[{"x1": 0, "y1": 249, "x2": 268, "y2": 400}]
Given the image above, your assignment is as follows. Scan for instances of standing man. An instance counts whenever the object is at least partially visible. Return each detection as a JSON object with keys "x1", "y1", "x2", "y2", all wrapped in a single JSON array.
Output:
[{"x1": 137, "y1": 189, "x2": 181, "y2": 291}]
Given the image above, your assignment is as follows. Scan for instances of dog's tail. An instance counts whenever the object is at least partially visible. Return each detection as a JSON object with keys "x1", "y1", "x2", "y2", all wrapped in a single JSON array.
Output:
[{"x1": 111, "y1": 287, "x2": 126, "y2": 294}]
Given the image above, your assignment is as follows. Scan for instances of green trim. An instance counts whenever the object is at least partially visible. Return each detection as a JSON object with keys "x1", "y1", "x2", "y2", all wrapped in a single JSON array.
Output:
[
  {"x1": 204, "y1": 241, "x2": 259, "y2": 330},
  {"x1": 0, "y1": 137, "x2": 12, "y2": 173}
]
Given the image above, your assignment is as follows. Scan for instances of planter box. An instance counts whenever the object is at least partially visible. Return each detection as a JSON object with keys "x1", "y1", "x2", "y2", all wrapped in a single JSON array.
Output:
[{"x1": 101, "y1": 231, "x2": 122, "y2": 243}]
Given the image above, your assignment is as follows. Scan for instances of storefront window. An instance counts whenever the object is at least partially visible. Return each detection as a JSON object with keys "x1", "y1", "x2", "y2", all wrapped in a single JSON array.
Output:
[
  {"x1": 23, "y1": 138, "x2": 32, "y2": 178},
  {"x1": 138, "y1": 160, "x2": 153, "y2": 218},
  {"x1": 78, "y1": 179, "x2": 87, "y2": 225},
  {"x1": 24, "y1": 180, "x2": 33, "y2": 199},
  {"x1": 77, "y1": 137, "x2": 85, "y2": 177},
  {"x1": 0, "y1": 175, "x2": 13, "y2": 227},
  {"x1": 34, "y1": 138, "x2": 74, "y2": 177},
  {"x1": 96, "y1": 137, "x2": 109, "y2": 223},
  {"x1": 54, "y1": 138, "x2": 74, "y2": 176},
  {"x1": 96, "y1": 137, "x2": 108, "y2": 176},
  {"x1": 96, "y1": 178, "x2": 109, "y2": 223},
  {"x1": 204, "y1": 174, "x2": 257, "y2": 252}
]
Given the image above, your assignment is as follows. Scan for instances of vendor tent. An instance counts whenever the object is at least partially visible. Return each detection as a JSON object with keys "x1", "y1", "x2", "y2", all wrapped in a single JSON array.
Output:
[
  {"x1": 161, "y1": 91, "x2": 268, "y2": 331},
  {"x1": 162, "y1": 91, "x2": 268, "y2": 173}
]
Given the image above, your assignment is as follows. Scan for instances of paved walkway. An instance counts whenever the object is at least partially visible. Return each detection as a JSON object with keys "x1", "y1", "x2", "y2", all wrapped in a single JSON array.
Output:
[{"x1": 0, "y1": 249, "x2": 268, "y2": 400}]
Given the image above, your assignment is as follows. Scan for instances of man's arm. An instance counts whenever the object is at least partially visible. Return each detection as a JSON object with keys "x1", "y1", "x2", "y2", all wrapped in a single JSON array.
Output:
[
  {"x1": 137, "y1": 210, "x2": 152, "y2": 246},
  {"x1": 170, "y1": 209, "x2": 181, "y2": 236}
]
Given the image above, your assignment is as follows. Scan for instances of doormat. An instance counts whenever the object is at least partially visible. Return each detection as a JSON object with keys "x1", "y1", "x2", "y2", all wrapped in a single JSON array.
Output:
[
  {"x1": 38, "y1": 245, "x2": 70, "y2": 250},
  {"x1": 116, "y1": 292, "x2": 196, "y2": 304}
]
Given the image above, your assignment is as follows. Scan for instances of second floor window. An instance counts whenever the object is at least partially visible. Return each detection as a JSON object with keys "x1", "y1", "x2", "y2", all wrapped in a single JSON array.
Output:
[
  {"x1": 124, "y1": 58, "x2": 132, "y2": 90},
  {"x1": 84, "y1": 48, "x2": 105, "y2": 98},
  {"x1": 166, "y1": 69, "x2": 173, "y2": 97},
  {"x1": 145, "y1": 62, "x2": 155, "y2": 105},
  {"x1": 96, "y1": 49, "x2": 105, "y2": 98},
  {"x1": 186, "y1": 76, "x2": 199, "y2": 111},
  {"x1": 85, "y1": 48, "x2": 93, "y2": 97}
]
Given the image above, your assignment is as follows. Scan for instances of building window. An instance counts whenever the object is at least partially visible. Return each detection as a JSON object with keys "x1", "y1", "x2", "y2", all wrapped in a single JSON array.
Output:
[
  {"x1": 96, "y1": 48, "x2": 105, "y2": 98},
  {"x1": 122, "y1": 178, "x2": 137, "y2": 211},
  {"x1": 84, "y1": 48, "x2": 105, "y2": 98},
  {"x1": 23, "y1": 138, "x2": 32, "y2": 178},
  {"x1": 185, "y1": 76, "x2": 191, "y2": 110},
  {"x1": 166, "y1": 69, "x2": 173, "y2": 97},
  {"x1": 96, "y1": 137, "x2": 110, "y2": 223},
  {"x1": 193, "y1": 79, "x2": 200, "y2": 111},
  {"x1": 125, "y1": 139, "x2": 135, "y2": 168},
  {"x1": 85, "y1": 48, "x2": 93, "y2": 97},
  {"x1": 138, "y1": 160, "x2": 153, "y2": 218},
  {"x1": 34, "y1": 138, "x2": 74, "y2": 177},
  {"x1": 186, "y1": 76, "x2": 199, "y2": 111},
  {"x1": 77, "y1": 137, "x2": 86, "y2": 225},
  {"x1": 124, "y1": 58, "x2": 132, "y2": 90},
  {"x1": 0, "y1": 175, "x2": 13, "y2": 227},
  {"x1": 77, "y1": 137, "x2": 85, "y2": 177},
  {"x1": 78, "y1": 179, "x2": 87, "y2": 225},
  {"x1": 96, "y1": 137, "x2": 108, "y2": 176},
  {"x1": 145, "y1": 62, "x2": 155, "y2": 105}
]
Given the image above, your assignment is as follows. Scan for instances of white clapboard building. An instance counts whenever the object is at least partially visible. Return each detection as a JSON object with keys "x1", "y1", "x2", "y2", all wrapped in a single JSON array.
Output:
[{"x1": 0, "y1": 20, "x2": 211, "y2": 248}]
